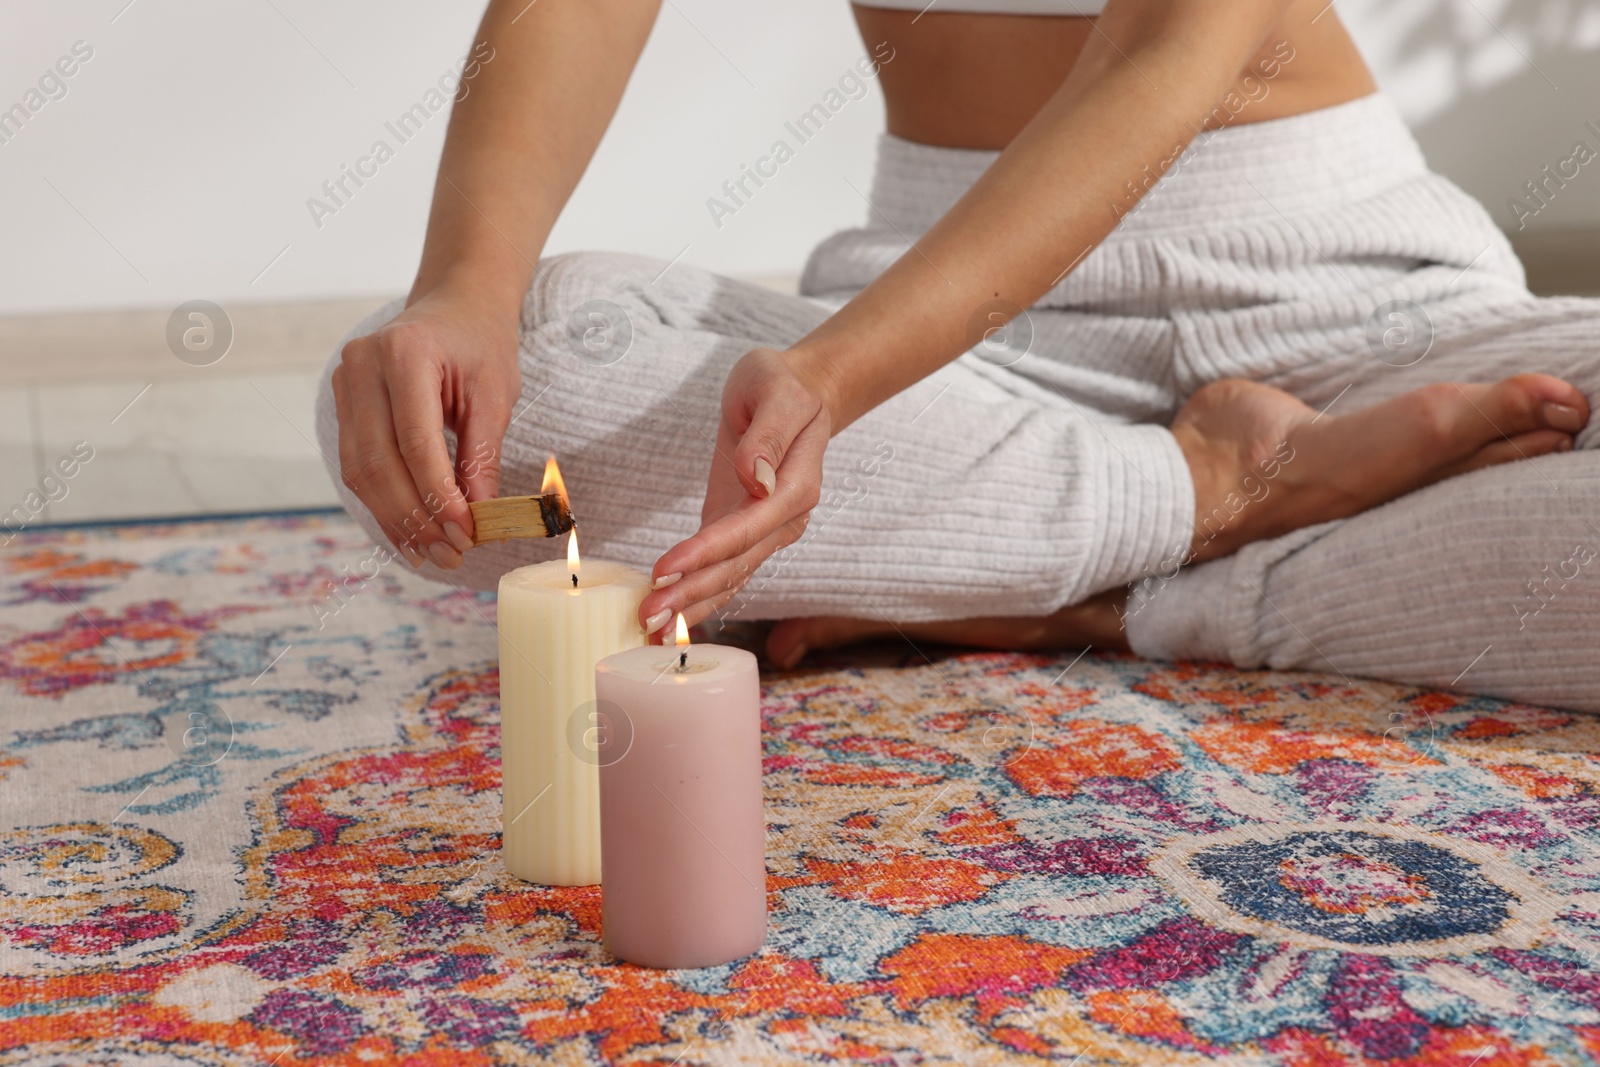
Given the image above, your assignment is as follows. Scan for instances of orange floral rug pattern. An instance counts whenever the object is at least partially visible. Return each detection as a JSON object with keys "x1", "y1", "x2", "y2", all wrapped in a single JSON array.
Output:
[{"x1": 2, "y1": 514, "x2": 1599, "y2": 1065}]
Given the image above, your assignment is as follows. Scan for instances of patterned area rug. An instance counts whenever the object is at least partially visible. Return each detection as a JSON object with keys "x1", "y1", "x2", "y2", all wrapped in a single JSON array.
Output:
[{"x1": 3, "y1": 513, "x2": 1599, "y2": 1066}]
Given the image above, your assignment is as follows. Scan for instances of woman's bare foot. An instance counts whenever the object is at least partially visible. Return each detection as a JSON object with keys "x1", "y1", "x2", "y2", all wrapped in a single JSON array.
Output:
[
  {"x1": 766, "y1": 589, "x2": 1130, "y2": 671},
  {"x1": 1174, "y1": 373, "x2": 1588, "y2": 562},
  {"x1": 766, "y1": 373, "x2": 1589, "y2": 670}
]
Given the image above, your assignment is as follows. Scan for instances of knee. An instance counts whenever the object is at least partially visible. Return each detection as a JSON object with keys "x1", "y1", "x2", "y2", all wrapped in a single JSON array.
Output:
[
  {"x1": 314, "y1": 344, "x2": 343, "y2": 467},
  {"x1": 522, "y1": 251, "x2": 686, "y2": 335}
]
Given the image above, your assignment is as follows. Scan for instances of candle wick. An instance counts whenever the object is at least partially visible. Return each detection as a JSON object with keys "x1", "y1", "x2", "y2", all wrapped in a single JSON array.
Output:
[
  {"x1": 679, "y1": 651, "x2": 688, "y2": 670},
  {"x1": 571, "y1": 574, "x2": 578, "y2": 588}
]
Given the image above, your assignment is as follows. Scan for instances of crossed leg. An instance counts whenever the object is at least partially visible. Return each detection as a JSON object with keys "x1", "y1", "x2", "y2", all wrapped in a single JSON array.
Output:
[
  {"x1": 1123, "y1": 298, "x2": 1600, "y2": 712},
  {"x1": 776, "y1": 298, "x2": 1600, "y2": 712}
]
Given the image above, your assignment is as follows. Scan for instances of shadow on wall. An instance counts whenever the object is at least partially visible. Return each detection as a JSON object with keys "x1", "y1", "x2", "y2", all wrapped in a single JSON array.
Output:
[
  {"x1": 1346, "y1": 0, "x2": 1600, "y2": 237},
  {"x1": 1417, "y1": 57, "x2": 1600, "y2": 237}
]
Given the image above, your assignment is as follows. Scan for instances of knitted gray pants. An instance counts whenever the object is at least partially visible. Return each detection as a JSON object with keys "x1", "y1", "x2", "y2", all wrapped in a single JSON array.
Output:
[{"x1": 316, "y1": 94, "x2": 1600, "y2": 710}]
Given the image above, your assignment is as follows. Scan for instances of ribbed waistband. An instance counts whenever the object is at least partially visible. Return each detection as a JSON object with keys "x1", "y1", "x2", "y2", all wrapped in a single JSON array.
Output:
[{"x1": 868, "y1": 92, "x2": 1429, "y2": 237}]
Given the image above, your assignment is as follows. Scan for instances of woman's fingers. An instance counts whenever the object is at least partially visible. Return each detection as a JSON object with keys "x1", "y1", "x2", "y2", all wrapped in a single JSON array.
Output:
[
  {"x1": 651, "y1": 498, "x2": 790, "y2": 602},
  {"x1": 383, "y1": 347, "x2": 475, "y2": 552},
  {"x1": 643, "y1": 416, "x2": 827, "y2": 628},
  {"x1": 732, "y1": 387, "x2": 802, "y2": 498},
  {"x1": 645, "y1": 519, "x2": 809, "y2": 636},
  {"x1": 725, "y1": 349, "x2": 827, "y2": 500},
  {"x1": 339, "y1": 338, "x2": 462, "y2": 569},
  {"x1": 451, "y1": 351, "x2": 521, "y2": 507},
  {"x1": 333, "y1": 364, "x2": 422, "y2": 570},
  {"x1": 642, "y1": 494, "x2": 807, "y2": 629},
  {"x1": 653, "y1": 430, "x2": 823, "y2": 586},
  {"x1": 454, "y1": 405, "x2": 509, "y2": 505}
]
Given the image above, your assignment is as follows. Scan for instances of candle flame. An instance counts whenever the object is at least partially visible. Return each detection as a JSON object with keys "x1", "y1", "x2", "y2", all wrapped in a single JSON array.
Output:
[
  {"x1": 540, "y1": 455, "x2": 569, "y2": 505},
  {"x1": 567, "y1": 526, "x2": 580, "y2": 575},
  {"x1": 673, "y1": 613, "x2": 690, "y2": 648}
]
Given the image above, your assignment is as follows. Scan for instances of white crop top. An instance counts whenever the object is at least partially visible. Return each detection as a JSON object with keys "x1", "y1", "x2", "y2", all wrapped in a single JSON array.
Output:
[{"x1": 854, "y1": 0, "x2": 1106, "y2": 14}]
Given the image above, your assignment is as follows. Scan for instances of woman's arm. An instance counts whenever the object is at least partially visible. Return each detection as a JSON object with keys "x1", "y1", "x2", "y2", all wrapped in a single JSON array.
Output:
[
  {"x1": 643, "y1": 0, "x2": 1299, "y2": 626},
  {"x1": 333, "y1": 0, "x2": 661, "y2": 568},
  {"x1": 410, "y1": 0, "x2": 662, "y2": 312}
]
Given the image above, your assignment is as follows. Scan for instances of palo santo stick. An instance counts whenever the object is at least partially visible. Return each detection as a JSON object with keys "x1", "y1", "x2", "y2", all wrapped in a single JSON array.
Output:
[{"x1": 468, "y1": 494, "x2": 575, "y2": 545}]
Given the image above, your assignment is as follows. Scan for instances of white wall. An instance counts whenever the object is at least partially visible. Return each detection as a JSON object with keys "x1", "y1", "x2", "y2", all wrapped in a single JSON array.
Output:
[
  {"x1": 2, "y1": 0, "x2": 1597, "y2": 318},
  {"x1": 0, "y1": 0, "x2": 883, "y2": 316}
]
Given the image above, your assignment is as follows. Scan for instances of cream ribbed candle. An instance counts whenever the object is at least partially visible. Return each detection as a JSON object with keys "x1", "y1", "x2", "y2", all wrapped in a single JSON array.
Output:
[{"x1": 497, "y1": 542, "x2": 647, "y2": 886}]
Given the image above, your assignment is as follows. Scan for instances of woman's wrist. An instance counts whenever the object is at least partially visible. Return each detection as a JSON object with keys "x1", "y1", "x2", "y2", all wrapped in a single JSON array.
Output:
[
  {"x1": 780, "y1": 343, "x2": 852, "y2": 434},
  {"x1": 409, "y1": 243, "x2": 533, "y2": 322}
]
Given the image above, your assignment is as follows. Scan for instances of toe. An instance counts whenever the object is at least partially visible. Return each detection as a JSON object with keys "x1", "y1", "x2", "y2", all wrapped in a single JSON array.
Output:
[
  {"x1": 1439, "y1": 428, "x2": 1575, "y2": 480},
  {"x1": 1487, "y1": 373, "x2": 1589, "y2": 436},
  {"x1": 766, "y1": 619, "x2": 811, "y2": 670},
  {"x1": 1519, "y1": 372, "x2": 1589, "y2": 416},
  {"x1": 766, "y1": 617, "x2": 896, "y2": 669},
  {"x1": 1401, "y1": 375, "x2": 1584, "y2": 459},
  {"x1": 1540, "y1": 401, "x2": 1586, "y2": 434}
]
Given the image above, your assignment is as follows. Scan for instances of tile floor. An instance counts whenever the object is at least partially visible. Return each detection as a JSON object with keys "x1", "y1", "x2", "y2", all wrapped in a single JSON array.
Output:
[
  {"x1": 3, "y1": 299, "x2": 378, "y2": 532},
  {"x1": 27, "y1": 370, "x2": 334, "y2": 525},
  {"x1": 5, "y1": 370, "x2": 340, "y2": 530}
]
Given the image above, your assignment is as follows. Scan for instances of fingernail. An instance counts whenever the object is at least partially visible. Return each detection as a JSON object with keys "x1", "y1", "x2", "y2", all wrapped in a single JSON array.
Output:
[
  {"x1": 778, "y1": 643, "x2": 806, "y2": 670},
  {"x1": 652, "y1": 572, "x2": 682, "y2": 590},
  {"x1": 644, "y1": 609, "x2": 672, "y2": 634},
  {"x1": 443, "y1": 521, "x2": 474, "y2": 553},
  {"x1": 1557, "y1": 436, "x2": 1574, "y2": 452},
  {"x1": 397, "y1": 541, "x2": 425, "y2": 568},
  {"x1": 754, "y1": 457, "x2": 776, "y2": 497},
  {"x1": 428, "y1": 541, "x2": 463, "y2": 570},
  {"x1": 1543, "y1": 402, "x2": 1585, "y2": 433}
]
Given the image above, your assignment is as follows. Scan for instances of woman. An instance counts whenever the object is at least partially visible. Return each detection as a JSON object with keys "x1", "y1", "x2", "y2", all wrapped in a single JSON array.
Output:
[{"x1": 317, "y1": 0, "x2": 1600, "y2": 710}]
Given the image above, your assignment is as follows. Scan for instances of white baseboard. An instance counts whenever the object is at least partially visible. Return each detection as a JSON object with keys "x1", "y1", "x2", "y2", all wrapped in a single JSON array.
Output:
[{"x1": 0, "y1": 296, "x2": 397, "y2": 388}]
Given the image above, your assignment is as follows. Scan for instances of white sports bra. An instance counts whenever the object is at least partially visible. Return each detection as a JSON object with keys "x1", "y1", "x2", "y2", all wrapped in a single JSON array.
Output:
[{"x1": 854, "y1": 0, "x2": 1105, "y2": 14}]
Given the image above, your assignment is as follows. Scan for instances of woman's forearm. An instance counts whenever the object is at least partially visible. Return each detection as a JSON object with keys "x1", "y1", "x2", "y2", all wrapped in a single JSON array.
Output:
[
  {"x1": 788, "y1": 0, "x2": 1294, "y2": 430},
  {"x1": 410, "y1": 0, "x2": 662, "y2": 314}
]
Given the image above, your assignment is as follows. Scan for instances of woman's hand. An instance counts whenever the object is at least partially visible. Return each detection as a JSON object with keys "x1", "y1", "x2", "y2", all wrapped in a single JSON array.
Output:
[
  {"x1": 331, "y1": 283, "x2": 523, "y2": 569},
  {"x1": 639, "y1": 347, "x2": 834, "y2": 634}
]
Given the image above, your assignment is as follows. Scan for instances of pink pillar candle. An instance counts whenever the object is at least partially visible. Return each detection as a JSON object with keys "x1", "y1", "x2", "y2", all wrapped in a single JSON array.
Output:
[{"x1": 593, "y1": 639, "x2": 765, "y2": 969}]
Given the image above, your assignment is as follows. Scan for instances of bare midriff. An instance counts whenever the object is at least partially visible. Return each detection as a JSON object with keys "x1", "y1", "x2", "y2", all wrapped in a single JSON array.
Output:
[{"x1": 852, "y1": 0, "x2": 1379, "y2": 149}]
